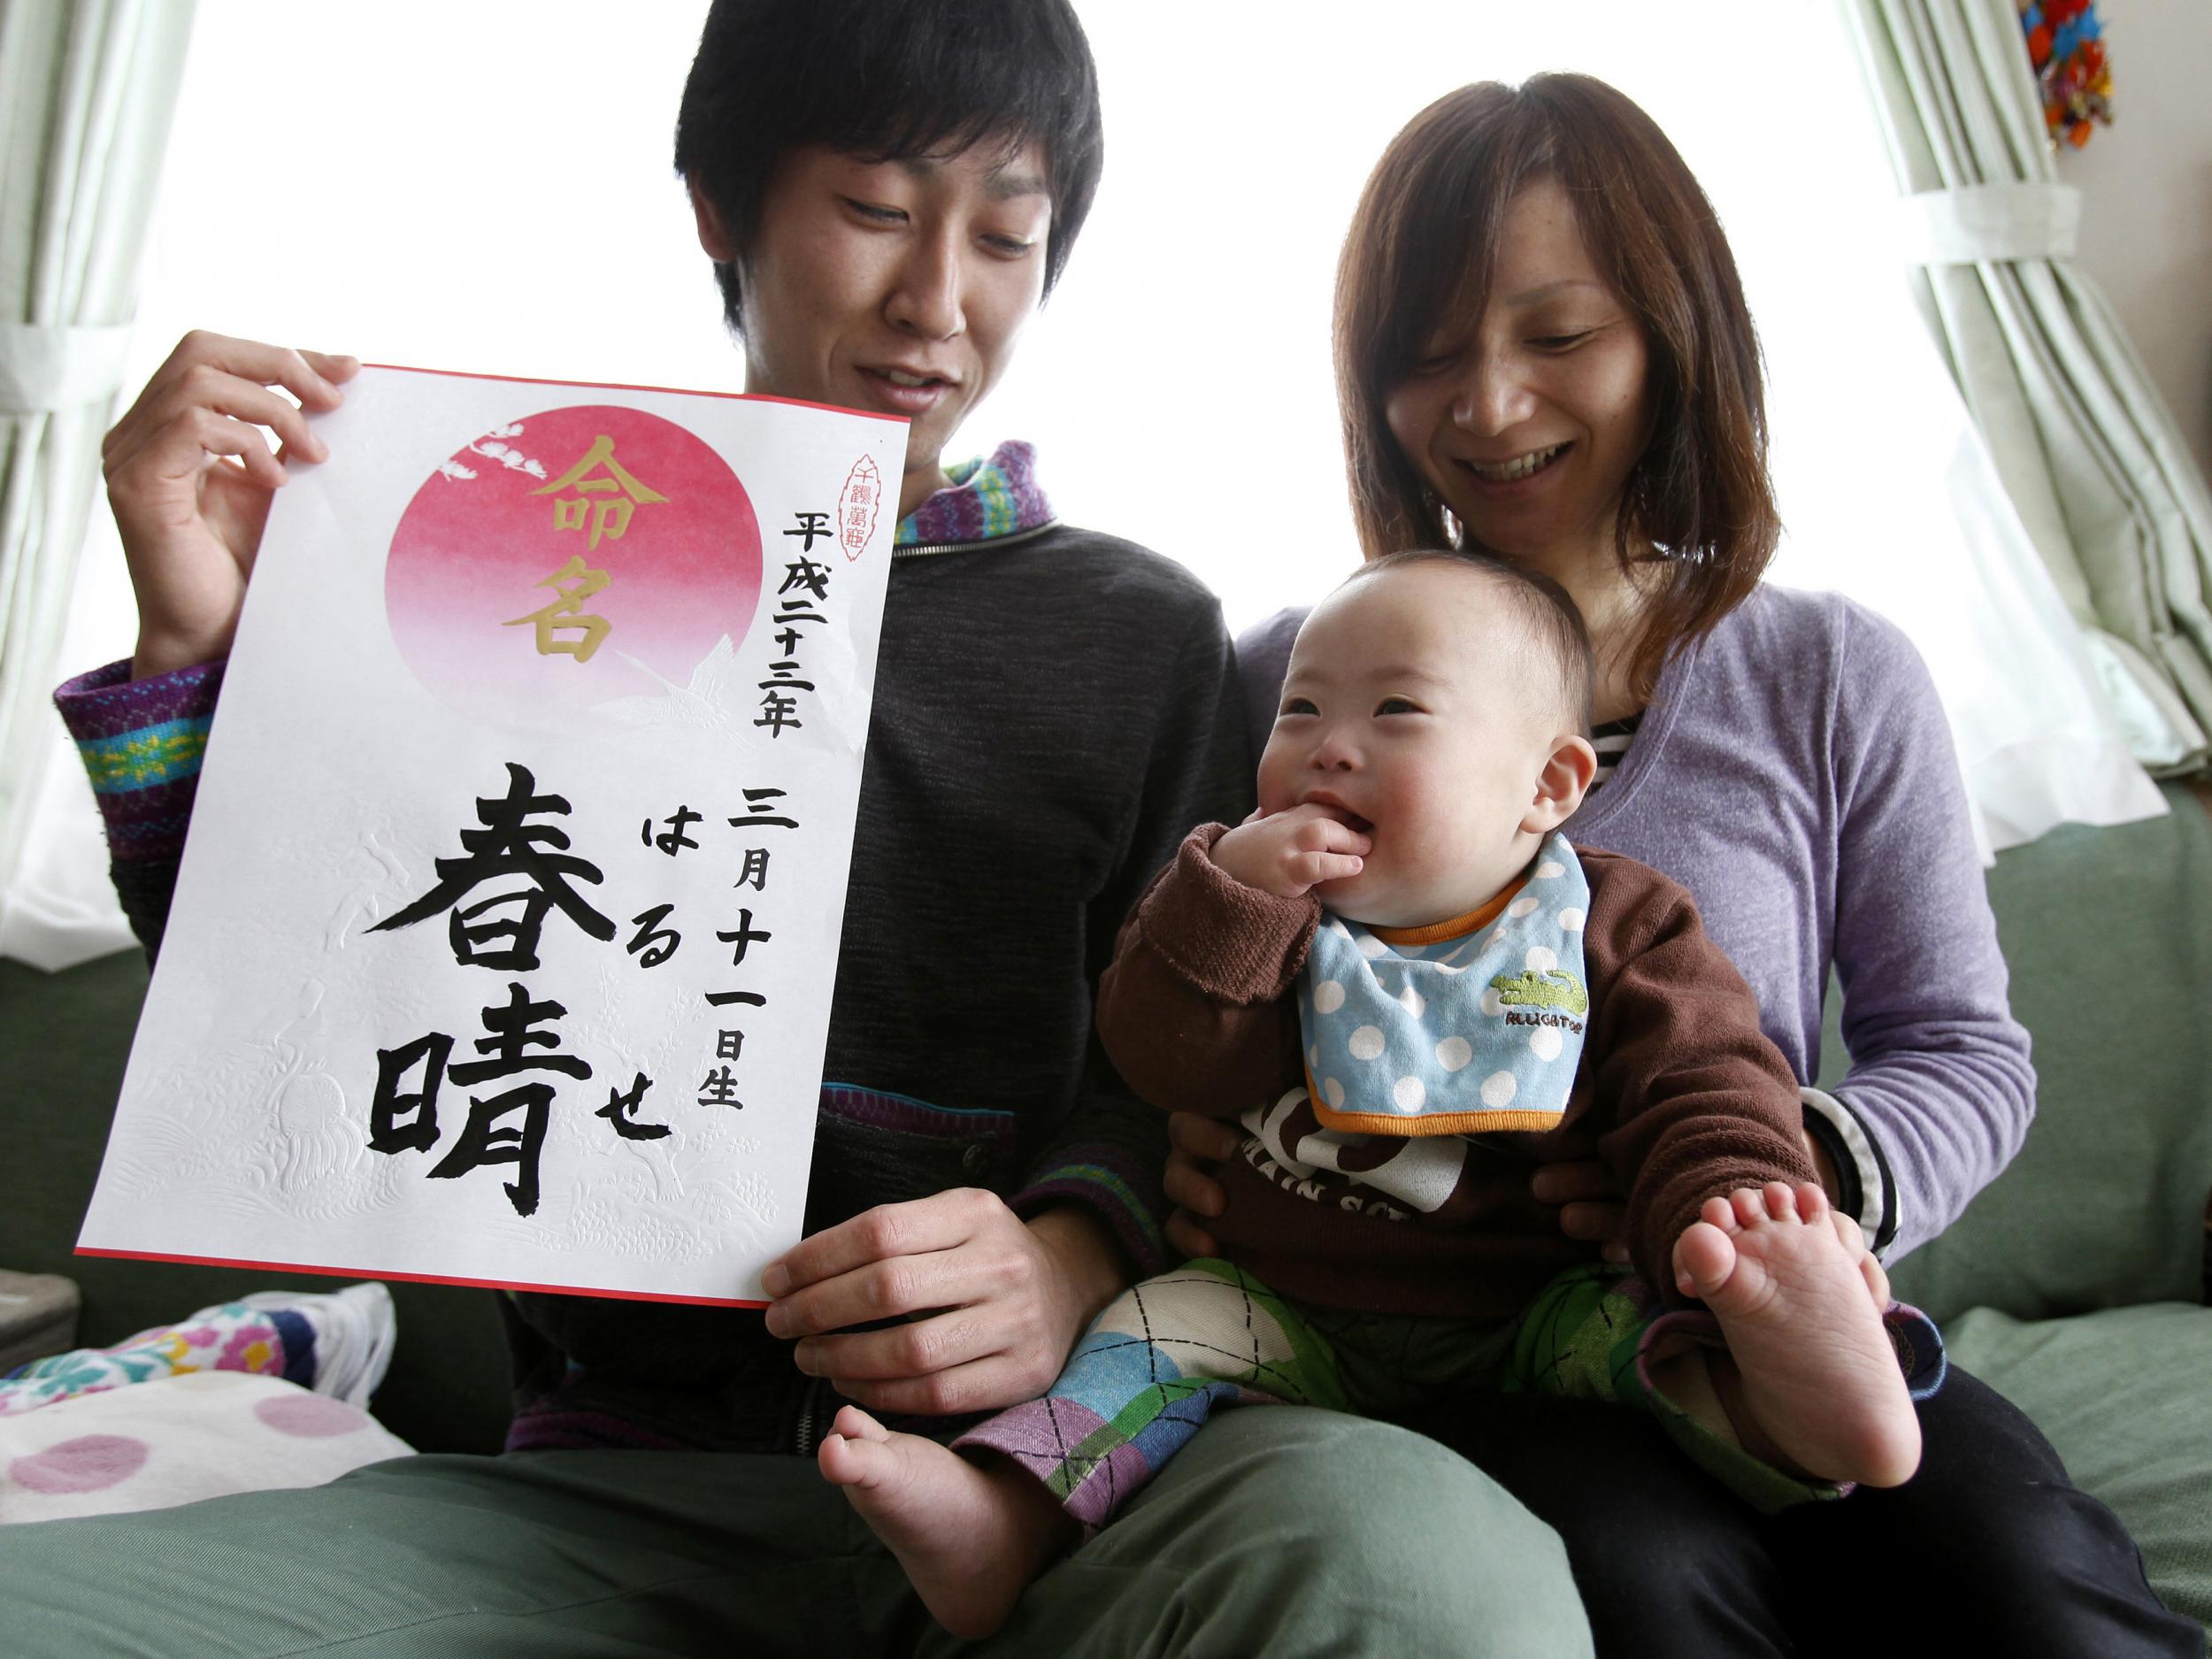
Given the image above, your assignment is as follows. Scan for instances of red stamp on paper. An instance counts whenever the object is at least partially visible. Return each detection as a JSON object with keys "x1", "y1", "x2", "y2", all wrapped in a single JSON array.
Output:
[{"x1": 838, "y1": 455, "x2": 882, "y2": 561}]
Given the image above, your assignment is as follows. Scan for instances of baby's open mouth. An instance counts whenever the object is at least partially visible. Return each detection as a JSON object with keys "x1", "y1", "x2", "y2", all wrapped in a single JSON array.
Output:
[{"x1": 1304, "y1": 798, "x2": 1374, "y2": 836}]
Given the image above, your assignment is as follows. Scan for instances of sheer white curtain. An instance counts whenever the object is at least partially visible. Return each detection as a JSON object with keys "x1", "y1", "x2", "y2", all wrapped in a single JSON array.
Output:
[
  {"x1": 0, "y1": 0, "x2": 195, "y2": 972},
  {"x1": 14, "y1": 0, "x2": 2162, "y2": 971},
  {"x1": 1842, "y1": 0, "x2": 2212, "y2": 777}
]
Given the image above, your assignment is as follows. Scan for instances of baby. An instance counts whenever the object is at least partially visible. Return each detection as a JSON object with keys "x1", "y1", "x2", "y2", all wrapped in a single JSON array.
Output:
[{"x1": 816, "y1": 550, "x2": 1939, "y2": 1638}]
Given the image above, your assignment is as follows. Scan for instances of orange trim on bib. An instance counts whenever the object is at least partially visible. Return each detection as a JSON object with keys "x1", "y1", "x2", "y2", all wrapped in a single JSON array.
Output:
[
  {"x1": 1310, "y1": 1099, "x2": 1569, "y2": 1137},
  {"x1": 1366, "y1": 872, "x2": 1529, "y2": 949},
  {"x1": 1302, "y1": 1063, "x2": 1568, "y2": 1139}
]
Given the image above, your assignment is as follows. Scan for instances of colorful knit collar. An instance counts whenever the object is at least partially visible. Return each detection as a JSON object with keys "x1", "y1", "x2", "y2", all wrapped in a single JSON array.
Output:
[{"x1": 894, "y1": 439, "x2": 1055, "y2": 549}]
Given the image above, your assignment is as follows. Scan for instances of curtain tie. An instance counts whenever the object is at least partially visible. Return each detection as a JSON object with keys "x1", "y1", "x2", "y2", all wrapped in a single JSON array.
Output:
[
  {"x1": 1895, "y1": 182, "x2": 2081, "y2": 265},
  {"x1": 0, "y1": 322, "x2": 133, "y2": 415}
]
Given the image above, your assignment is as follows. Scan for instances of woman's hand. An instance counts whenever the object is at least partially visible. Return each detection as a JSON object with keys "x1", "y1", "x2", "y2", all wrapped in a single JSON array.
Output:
[
  {"x1": 1528, "y1": 1158, "x2": 1632, "y2": 1264},
  {"x1": 103, "y1": 331, "x2": 357, "y2": 680},
  {"x1": 761, "y1": 1192, "x2": 1126, "y2": 1416},
  {"x1": 1531, "y1": 1128, "x2": 1842, "y2": 1265},
  {"x1": 1162, "y1": 1110, "x2": 1240, "y2": 1259}
]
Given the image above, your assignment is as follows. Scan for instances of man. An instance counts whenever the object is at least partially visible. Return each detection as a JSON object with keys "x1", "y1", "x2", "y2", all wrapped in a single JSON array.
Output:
[{"x1": 22, "y1": 4, "x2": 1590, "y2": 1653}]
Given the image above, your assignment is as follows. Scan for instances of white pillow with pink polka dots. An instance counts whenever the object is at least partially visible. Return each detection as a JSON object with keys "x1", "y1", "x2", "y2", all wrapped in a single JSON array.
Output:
[{"x1": 0, "y1": 1370, "x2": 412, "y2": 1524}]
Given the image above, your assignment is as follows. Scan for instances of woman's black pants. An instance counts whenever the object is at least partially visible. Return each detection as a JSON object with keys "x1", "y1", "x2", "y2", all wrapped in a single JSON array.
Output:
[{"x1": 1402, "y1": 1365, "x2": 2203, "y2": 1658}]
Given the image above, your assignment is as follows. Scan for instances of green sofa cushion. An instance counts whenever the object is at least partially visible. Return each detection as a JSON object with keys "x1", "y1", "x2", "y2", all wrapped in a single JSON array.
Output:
[
  {"x1": 1824, "y1": 786, "x2": 2212, "y2": 1325},
  {"x1": 1948, "y1": 1302, "x2": 2212, "y2": 1629}
]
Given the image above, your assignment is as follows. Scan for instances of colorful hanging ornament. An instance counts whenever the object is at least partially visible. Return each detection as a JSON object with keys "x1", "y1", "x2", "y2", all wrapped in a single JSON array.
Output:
[{"x1": 2020, "y1": 0, "x2": 2113, "y2": 149}]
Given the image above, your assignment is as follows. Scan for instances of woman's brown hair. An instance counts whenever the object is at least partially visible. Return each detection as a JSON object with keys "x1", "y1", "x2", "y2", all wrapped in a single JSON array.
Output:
[{"x1": 1334, "y1": 74, "x2": 1779, "y2": 702}]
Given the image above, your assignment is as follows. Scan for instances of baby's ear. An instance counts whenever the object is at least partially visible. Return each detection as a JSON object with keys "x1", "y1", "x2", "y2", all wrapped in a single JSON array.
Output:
[{"x1": 1523, "y1": 733, "x2": 1597, "y2": 834}]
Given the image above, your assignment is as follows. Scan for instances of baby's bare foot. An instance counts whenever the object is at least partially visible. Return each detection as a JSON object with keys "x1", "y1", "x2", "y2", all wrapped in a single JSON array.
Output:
[
  {"x1": 1672, "y1": 1181, "x2": 1922, "y2": 1487},
  {"x1": 816, "y1": 1404, "x2": 1077, "y2": 1639}
]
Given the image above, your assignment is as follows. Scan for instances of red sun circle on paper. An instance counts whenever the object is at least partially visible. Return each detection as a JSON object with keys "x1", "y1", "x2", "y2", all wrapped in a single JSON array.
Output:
[{"x1": 384, "y1": 404, "x2": 762, "y2": 731}]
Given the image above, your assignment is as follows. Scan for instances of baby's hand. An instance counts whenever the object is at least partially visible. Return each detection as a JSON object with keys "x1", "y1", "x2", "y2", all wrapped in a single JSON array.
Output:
[{"x1": 1213, "y1": 804, "x2": 1371, "y2": 899}]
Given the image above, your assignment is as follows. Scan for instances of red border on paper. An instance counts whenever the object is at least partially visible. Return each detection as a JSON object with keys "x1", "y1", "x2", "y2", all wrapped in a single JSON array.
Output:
[
  {"x1": 361, "y1": 360, "x2": 910, "y2": 426},
  {"x1": 76, "y1": 1245, "x2": 764, "y2": 1308}
]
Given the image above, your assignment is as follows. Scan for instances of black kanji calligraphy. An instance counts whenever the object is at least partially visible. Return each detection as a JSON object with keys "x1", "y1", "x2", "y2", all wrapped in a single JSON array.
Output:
[
  {"x1": 596, "y1": 1071, "x2": 670, "y2": 1141},
  {"x1": 779, "y1": 556, "x2": 831, "y2": 602},
  {"x1": 428, "y1": 1083, "x2": 552, "y2": 1216},
  {"x1": 641, "y1": 805, "x2": 703, "y2": 856},
  {"x1": 727, "y1": 787, "x2": 798, "y2": 830},
  {"x1": 696, "y1": 1065, "x2": 744, "y2": 1109},
  {"x1": 447, "y1": 889, "x2": 555, "y2": 972},
  {"x1": 715, "y1": 909, "x2": 771, "y2": 968},
  {"x1": 372, "y1": 762, "x2": 615, "y2": 969},
  {"x1": 391, "y1": 986, "x2": 592, "y2": 1218},
  {"x1": 756, "y1": 688, "x2": 802, "y2": 736},
  {"x1": 626, "y1": 904, "x2": 680, "y2": 968},
  {"x1": 448, "y1": 983, "x2": 594, "y2": 1087},
  {"x1": 368, "y1": 1033, "x2": 455, "y2": 1155}
]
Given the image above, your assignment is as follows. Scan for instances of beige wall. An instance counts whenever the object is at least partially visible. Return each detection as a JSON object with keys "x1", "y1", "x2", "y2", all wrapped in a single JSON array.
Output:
[{"x1": 2065, "y1": 0, "x2": 2212, "y2": 482}]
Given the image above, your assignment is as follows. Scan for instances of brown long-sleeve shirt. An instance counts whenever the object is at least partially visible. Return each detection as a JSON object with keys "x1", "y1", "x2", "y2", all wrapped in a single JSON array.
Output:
[{"x1": 1096, "y1": 823, "x2": 1816, "y2": 1319}]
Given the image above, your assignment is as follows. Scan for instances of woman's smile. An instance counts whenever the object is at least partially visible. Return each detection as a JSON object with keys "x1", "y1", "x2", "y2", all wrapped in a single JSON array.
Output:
[{"x1": 1454, "y1": 441, "x2": 1572, "y2": 490}]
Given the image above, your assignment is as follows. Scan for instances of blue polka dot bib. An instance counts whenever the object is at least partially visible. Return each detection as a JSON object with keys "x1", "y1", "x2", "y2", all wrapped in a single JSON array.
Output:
[{"x1": 1297, "y1": 833, "x2": 1592, "y2": 1137}]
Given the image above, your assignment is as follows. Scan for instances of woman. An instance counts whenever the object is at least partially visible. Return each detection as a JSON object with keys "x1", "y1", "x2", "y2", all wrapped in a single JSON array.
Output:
[{"x1": 1184, "y1": 74, "x2": 2198, "y2": 1659}]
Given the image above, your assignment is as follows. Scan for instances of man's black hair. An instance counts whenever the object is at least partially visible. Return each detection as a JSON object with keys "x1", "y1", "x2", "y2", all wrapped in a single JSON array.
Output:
[
  {"x1": 674, "y1": 0, "x2": 1104, "y2": 334},
  {"x1": 1346, "y1": 549, "x2": 1597, "y2": 737}
]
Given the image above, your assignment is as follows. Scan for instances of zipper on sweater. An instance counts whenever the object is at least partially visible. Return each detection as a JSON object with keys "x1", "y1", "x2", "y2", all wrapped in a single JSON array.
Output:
[
  {"x1": 793, "y1": 1375, "x2": 826, "y2": 1455},
  {"x1": 893, "y1": 521, "x2": 1059, "y2": 560}
]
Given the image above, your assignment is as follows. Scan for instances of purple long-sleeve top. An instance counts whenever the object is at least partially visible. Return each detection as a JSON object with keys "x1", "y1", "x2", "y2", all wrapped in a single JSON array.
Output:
[{"x1": 1237, "y1": 582, "x2": 2036, "y2": 1263}]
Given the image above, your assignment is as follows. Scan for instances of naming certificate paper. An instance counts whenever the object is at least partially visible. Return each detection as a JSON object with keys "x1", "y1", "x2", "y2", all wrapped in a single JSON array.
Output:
[{"x1": 79, "y1": 366, "x2": 906, "y2": 1304}]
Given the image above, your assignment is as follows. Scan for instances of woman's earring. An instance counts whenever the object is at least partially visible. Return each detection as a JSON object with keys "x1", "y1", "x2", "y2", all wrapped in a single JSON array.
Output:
[
  {"x1": 1624, "y1": 465, "x2": 1676, "y2": 560},
  {"x1": 1422, "y1": 491, "x2": 1463, "y2": 548}
]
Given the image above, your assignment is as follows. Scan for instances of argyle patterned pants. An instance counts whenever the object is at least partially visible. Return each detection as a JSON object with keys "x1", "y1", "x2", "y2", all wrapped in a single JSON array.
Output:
[{"x1": 952, "y1": 1256, "x2": 1947, "y2": 1532}]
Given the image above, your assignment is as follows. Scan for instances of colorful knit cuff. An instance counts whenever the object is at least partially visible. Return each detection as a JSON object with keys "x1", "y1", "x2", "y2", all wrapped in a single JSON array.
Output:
[
  {"x1": 53, "y1": 657, "x2": 226, "y2": 864},
  {"x1": 1010, "y1": 1146, "x2": 1171, "y2": 1281},
  {"x1": 895, "y1": 440, "x2": 1055, "y2": 549}
]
